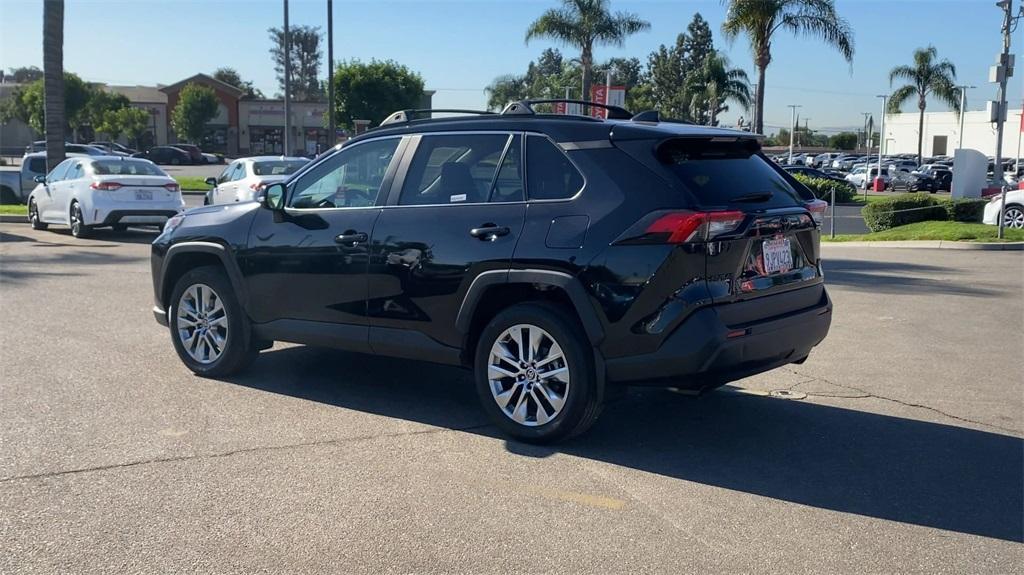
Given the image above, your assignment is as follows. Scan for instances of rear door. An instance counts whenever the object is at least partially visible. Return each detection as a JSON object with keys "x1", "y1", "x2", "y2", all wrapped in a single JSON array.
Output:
[{"x1": 367, "y1": 132, "x2": 527, "y2": 352}]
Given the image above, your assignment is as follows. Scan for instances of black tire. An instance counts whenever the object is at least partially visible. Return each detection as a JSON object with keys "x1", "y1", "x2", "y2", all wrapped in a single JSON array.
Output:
[
  {"x1": 28, "y1": 199, "x2": 48, "y2": 230},
  {"x1": 111, "y1": 223, "x2": 128, "y2": 232},
  {"x1": 167, "y1": 265, "x2": 258, "y2": 377},
  {"x1": 474, "y1": 302, "x2": 602, "y2": 443},
  {"x1": 69, "y1": 201, "x2": 90, "y2": 238}
]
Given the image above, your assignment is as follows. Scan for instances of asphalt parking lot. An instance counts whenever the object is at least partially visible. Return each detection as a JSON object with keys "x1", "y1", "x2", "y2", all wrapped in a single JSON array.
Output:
[{"x1": 0, "y1": 223, "x2": 1021, "y2": 573}]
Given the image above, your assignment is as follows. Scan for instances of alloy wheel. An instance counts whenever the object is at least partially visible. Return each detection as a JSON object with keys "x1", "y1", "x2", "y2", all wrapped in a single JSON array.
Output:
[
  {"x1": 1003, "y1": 206, "x2": 1024, "y2": 229},
  {"x1": 176, "y1": 283, "x2": 228, "y2": 364},
  {"x1": 70, "y1": 204, "x2": 82, "y2": 236},
  {"x1": 487, "y1": 323, "x2": 570, "y2": 427}
]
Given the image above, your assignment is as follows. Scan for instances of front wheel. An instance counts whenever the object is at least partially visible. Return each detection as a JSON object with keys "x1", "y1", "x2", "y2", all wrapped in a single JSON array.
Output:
[
  {"x1": 1004, "y1": 206, "x2": 1024, "y2": 229},
  {"x1": 28, "y1": 199, "x2": 48, "y2": 230},
  {"x1": 474, "y1": 302, "x2": 602, "y2": 443},
  {"x1": 168, "y1": 266, "x2": 258, "y2": 377}
]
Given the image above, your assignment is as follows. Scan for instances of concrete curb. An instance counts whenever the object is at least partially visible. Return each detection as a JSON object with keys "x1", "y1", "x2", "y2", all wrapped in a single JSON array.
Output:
[{"x1": 824, "y1": 240, "x2": 1024, "y2": 251}]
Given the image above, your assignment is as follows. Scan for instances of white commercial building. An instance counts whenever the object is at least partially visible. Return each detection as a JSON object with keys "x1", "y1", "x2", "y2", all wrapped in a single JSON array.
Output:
[{"x1": 881, "y1": 107, "x2": 1023, "y2": 159}]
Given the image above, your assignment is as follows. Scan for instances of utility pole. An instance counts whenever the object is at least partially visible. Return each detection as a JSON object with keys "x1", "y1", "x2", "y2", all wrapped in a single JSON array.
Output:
[
  {"x1": 861, "y1": 112, "x2": 872, "y2": 153},
  {"x1": 751, "y1": 83, "x2": 758, "y2": 132},
  {"x1": 955, "y1": 84, "x2": 976, "y2": 149},
  {"x1": 787, "y1": 104, "x2": 801, "y2": 164},
  {"x1": 994, "y1": 0, "x2": 1018, "y2": 239},
  {"x1": 876, "y1": 95, "x2": 889, "y2": 195},
  {"x1": 283, "y1": 0, "x2": 292, "y2": 156},
  {"x1": 327, "y1": 0, "x2": 335, "y2": 148}
]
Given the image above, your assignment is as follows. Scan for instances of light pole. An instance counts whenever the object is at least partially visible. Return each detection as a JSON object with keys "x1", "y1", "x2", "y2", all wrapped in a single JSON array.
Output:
[
  {"x1": 955, "y1": 84, "x2": 976, "y2": 149},
  {"x1": 751, "y1": 83, "x2": 758, "y2": 133},
  {"x1": 283, "y1": 0, "x2": 292, "y2": 156},
  {"x1": 787, "y1": 104, "x2": 801, "y2": 164},
  {"x1": 875, "y1": 95, "x2": 888, "y2": 195},
  {"x1": 861, "y1": 112, "x2": 872, "y2": 153},
  {"x1": 994, "y1": 0, "x2": 1017, "y2": 239},
  {"x1": 327, "y1": 0, "x2": 335, "y2": 148}
]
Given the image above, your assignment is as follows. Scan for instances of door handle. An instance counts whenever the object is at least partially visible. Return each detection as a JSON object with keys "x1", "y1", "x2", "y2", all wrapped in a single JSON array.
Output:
[
  {"x1": 469, "y1": 224, "x2": 510, "y2": 240},
  {"x1": 335, "y1": 232, "x2": 368, "y2": 245}
]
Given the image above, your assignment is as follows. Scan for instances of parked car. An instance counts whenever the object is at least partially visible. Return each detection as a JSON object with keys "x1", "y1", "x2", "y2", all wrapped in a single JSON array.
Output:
[
  {"x1": 132, "y1": 146, "x2": 192, "y2": 165},
  {"x1": 846, "y1": 165, "x2": 890, "y2": 189},
  {"x1": 834, "y1": 155, "x2": 863, "y2": 170},
  {"x1": 812, "y1": 153, "x2": 841, "y2": 168},
  {"x1": 203, "y1": 156, "x2": 308, "y2": 205},
  {"x1": 89, "y1": 141, "x2": 137, "y2": 156},
  {"x1": 65, "y1": 144, "x2": 110, "y2": 156},
  {"x1": 201, "y1": 153, "x2": 223, "y2": 165},
  {"x1": 150, "y1": 104, "x2": 833, "y2": 442},
  {"x1": 982, "y1": 190, "x2": 1024, "y2": 229},
  {"x1": 169, "y1": 143, "x2": 206, "y2": 165},
  {"x1": 27, "y1": 156, "x2": 185, "y2": 237},
  {"x1": 892, "y1": 171, "x2": 938, "y2": 193},
  {"x1": 917, "y1": 167, "x2": 952, "y2": 191},
  {"x1": 0, "y1": 151, "x2": 88, "y2": 204}
]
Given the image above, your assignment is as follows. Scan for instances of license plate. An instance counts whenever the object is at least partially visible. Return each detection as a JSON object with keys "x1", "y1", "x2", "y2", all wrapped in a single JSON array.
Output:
[
  {"x1": 762, "y1": 237, "x2": 793, "y2": 274},
  {"x1": 135, "y1": 190, "x2": 153, "y2": 201}
]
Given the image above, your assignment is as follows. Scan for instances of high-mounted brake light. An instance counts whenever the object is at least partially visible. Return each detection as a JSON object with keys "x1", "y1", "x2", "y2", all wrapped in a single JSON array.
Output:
[
  {"x1": 90, "y1": 181, "x2": 123, "y2": 191},
  {"x1": 805, "y1": 199, "x2": 828, "y2": 225}
]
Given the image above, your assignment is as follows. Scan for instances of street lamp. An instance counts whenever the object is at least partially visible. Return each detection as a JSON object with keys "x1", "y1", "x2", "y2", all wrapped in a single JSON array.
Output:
[
  {"x1": 955, "y1": 85, "x2": 976, "y2": 149},
  {"x1": 787, "y1": 104, "x2": 801, "y2": 164},
  {"x1": 875, "y1": 94, "x2": 889, "y2": 196}
]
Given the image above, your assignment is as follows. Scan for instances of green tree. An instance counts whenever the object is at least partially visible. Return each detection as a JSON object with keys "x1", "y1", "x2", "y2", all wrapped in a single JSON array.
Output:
[
  {"x1": 268, "y1": 26, "x2": 323, "y2": 101},
  {"x1": 212, "y1": 67, "x2": 263, "y2": 99},
  {"x1": 6, "y1": 66, "x2": 43, "y2": 83},
  {"x1": 722, "y1": 0, "x2": 854, "y2": 134},
  {"x1": 645, "y1": 33, "x2": 689, "y2": 119},
  {"x1": 486, "y1": 74, "x2": 530, "y2": 111},
  {"x1": 682, "y1": 13, "x2": 714, "y2": 74},
  {"x1": 115, "y1": 107, "x2": 152, "y2": 149},
  {"x1": 525, "y1": 0, "x2": 649, "y2": 108},
  {"x1": 331, "y1": 59, "x2": 424, "y2": 128},
  {"x1": 170, "y1": 83, "x2": 218, "y2": 144},
  {"x1": 43, "y1": 0, "x2": 66, "y2": 170},
  {"x1": 887, "y1": 46, "x2": 959, "y2": 164},
  {"x1": 829, "y1": 131, "x2": 858, "y2": 150},
  {"x1": 84, "y1": 87, "x2": 130, "y2": 133},
  {"x1": 0, "y1": 72, "x2": 91, "y2": 137},
  {"x1": 684, "y1": 51, "x2": 750, "y2": 125}
]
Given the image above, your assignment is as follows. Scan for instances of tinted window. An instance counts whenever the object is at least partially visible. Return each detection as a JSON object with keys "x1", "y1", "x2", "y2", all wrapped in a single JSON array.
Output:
[
  {"x1": 253, "y1": 160, "x2": 306, "y2": 176},
  {"x1": 490, "y1": 135, "x2": 524, "y2": 202},
  {"x1": 230, "y1": 163, "x2": 247, "y2": 181},
  {"x1": 66, "y1": 163, "x2": 84, "y2": 180},
  {"x1": 27, "y1": 157, "x2": 47, "y2": 175},
  {"x1": 291, "y1": 137, "x2": 399, "y2": 209},
  {"x1": 47, "y1": 159, "x2": 74, "y2": 182},
  {"x1": 217, "y1": 163, "x2": 237, "y2": 184},
  {"x1": 400, "y1": 134, "x2": 510, "y2": 205},
  {"x1": 92, "y1": 159, "x2": 165, "y2": 176},
  {"x1": 659, "y1": 139, "x2": 805, "y2": 208},
  {"x1": 526, "y1": 136, "x2": 583, "y2": 200}
]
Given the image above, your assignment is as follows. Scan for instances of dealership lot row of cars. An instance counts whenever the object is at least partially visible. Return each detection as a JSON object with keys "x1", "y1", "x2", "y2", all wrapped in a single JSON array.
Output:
[{"x1": 25, "y1": 140, "x2": 224, "y2": 165}]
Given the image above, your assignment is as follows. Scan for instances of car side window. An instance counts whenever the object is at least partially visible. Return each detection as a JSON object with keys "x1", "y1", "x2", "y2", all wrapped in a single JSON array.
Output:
[
  {"x1": 232, "y1": 163, "x2": 249, "y2": 181},
  {"x1": 66, "y1": 162, "x2": 83, "y2": 180},
  {"x1": 525, "y1": 135, "x2": 584, "y2": 200},
  {"x1": 47, "y1": 159, "x2": 73, "y2": 182},
  {"x1": 399, "y1": 133, "x2": 513, "y2": 205},
  {"x1": 218, "y1": 163, "x2": 237, "y2": 184},
  {"x1": 290, "y1": 137, "x2": 399, "y2": 209}
]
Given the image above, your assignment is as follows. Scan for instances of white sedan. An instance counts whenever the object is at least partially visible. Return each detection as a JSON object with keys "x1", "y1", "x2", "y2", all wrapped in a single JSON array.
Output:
[
  {"x1": 27, "y1": 156, "x2": 185, "y2": 238},
  {"x1": 982, "y1": 189, "x2": 1024, "y2": 229},
  {"x1": 204, "y1": 156, "x2": 308, "y2": 205}
]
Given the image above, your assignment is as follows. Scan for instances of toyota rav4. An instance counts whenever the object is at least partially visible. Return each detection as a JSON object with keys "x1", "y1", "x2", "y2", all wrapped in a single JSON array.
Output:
[{"x1": 151, "y1": 101, "x2": 832, "y2": 443}]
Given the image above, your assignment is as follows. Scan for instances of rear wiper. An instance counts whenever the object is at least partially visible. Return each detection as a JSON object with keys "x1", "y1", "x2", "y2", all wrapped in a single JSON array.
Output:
[{"x1": 730, "y1": 191, "x2": 773, "y2": 202}]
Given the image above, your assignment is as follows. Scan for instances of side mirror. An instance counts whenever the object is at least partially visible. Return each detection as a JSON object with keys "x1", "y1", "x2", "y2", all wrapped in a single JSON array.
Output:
[
  {"x1": 204, "y1": 177, "x2": 217, "y2": 187},
  {"x1": 262, "y1": 182, "x2": 286, "y2": 211},
  {"x1": 33, "y1": 175, "x2": 46, "y2": 184}
]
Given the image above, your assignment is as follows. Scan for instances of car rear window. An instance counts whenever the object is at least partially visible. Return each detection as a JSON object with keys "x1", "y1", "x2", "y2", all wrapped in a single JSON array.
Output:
[
  {"x1": 92, "y1": 159, "x2": 166, "y2": 176},
  {"x1": 658, "y1": 139, "x2": 809, "y2": 208},
  {"x1": 27, "y1": 157, "x2": 47, "y2": 174},
  {"x1": 254, "y1": 160, "x2": 306, "y2": 176}
]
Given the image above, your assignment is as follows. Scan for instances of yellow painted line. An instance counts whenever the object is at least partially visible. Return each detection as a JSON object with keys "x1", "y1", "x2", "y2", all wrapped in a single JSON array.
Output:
[{"x1": 525, "y1": 486, "x2": 626, "y2": 510}]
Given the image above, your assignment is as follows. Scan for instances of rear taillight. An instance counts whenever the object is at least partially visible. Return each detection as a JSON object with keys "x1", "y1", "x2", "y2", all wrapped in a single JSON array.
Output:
[
  {"x1": 163, "y1": 182, "x2": 180, "y2": 193},
  {"x1": 617, "y1": 210, "x2": 746, "y2": 245},
  {"x1": 90, "y1": 181, "x2": 123, "y2": 191},
  {"x1": 805, "y1": 199, "x2": 828, "y2": 224}
]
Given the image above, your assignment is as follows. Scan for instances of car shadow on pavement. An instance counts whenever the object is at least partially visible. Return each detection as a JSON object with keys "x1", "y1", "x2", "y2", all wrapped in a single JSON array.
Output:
[
  {"x1": 221, "y1": 345, "x2": 1023, "y2": 543},
  {"x1": 0, "y1": 249, "x2": 146, "y2": 284},
  {"x1": 823, "y1": 259, "x2": 1000, "y2": 297}
]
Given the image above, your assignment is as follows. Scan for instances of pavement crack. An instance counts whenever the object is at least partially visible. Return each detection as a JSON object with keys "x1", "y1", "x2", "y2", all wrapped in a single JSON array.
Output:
[
  {"x1": 783, "y1": 368, "x2": 1018, "y2": 434},
  {"x1": 0, "y1": 422, "x2": 493, "y2": 485}
]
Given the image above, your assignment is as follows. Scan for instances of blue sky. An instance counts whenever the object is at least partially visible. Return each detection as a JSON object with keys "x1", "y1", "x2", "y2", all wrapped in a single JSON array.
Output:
[{"x1": 0, "y1": 0, "x2": 1020, "y2": 134}]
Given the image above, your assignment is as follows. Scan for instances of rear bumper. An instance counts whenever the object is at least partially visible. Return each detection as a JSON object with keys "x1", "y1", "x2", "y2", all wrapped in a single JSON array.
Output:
[
  {"x1": 605, "y1": 289, "x2": 832, "y2": 388},
  {"x1": 98, "y1": 209, "x2": 180, "y2": 226}
]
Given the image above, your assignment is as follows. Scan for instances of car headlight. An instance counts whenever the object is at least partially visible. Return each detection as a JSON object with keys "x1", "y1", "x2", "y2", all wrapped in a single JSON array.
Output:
[{"x1": 163, "y1": 213, "x2": 186, "y2": 234}]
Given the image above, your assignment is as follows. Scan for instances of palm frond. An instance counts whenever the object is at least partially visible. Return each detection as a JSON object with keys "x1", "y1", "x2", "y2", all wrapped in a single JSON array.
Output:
[
  {"x1": 525, "y1": 8, "x2": 581, "y2": 48},
  {"x1": 888, "y1": 65, "x2": 917, "y2": 86},
  {"x1": 887, "y1": 84, "x2": 917, "y2": 113}
]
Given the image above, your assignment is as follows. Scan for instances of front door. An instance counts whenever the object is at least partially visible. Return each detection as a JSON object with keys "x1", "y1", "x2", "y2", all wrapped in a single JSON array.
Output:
[
  {"x1": 240, "y1": 136, "x2": 406, "y2": 351},
  {"x1": 368, "y1": 132, "x2": 527, "y2": 352}
]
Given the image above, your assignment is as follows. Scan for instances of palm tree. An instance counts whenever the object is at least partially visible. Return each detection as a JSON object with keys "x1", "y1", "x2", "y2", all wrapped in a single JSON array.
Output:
[
  {"x1": 721, "y1": 0, "x2": 854, "y2": 134},
  {"x1": 887, "y1": 46, "x2": 959, "y2": 165},
  {"x1": 685, "y1": 52, "x2": 751, "y2": 125},
  {"x1": 525, "y1": 0, "x2": 649, "y2": 110},
  {"x1": 43, "y1": 0, "x2": 66, "y2": 171}
]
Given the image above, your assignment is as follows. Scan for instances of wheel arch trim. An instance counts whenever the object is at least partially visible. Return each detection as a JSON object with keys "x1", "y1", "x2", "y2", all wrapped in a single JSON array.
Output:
[{"x1": 162, "y1": 241, "x2": 249, "y2": 310}]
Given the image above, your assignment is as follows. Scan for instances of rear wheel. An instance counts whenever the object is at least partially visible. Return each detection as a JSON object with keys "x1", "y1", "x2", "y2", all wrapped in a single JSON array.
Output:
[
  {"x1": 69, "y1": 201, "x2": 90, "y2": 238},
  {"x1": 168, "y1": 266, "x2": 257, "y2": 377},
  {"x1": 28, "y1": 199, "x2": 47, "y2": 230},
  {"x1": 474, "y1": 302, "x2": 602, "y2": 443}
]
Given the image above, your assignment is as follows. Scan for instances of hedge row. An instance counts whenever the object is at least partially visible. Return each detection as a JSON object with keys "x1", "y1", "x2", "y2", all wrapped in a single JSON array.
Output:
[
  {"x1": 791, "y1": 174, "x2": 857, "y2": 204},
  {"x1": 861, "y1": 194, "x2": 989, "y2": 232}
]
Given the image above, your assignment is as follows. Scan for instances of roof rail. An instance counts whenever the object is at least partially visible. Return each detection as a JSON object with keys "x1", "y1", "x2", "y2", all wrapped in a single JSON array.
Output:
[
  {"x1": 379, "y1": 108, "x2": 496, "y2": 127},
  {"x1": 502, "y1": 99, "x2": 633, "y2": 120}
]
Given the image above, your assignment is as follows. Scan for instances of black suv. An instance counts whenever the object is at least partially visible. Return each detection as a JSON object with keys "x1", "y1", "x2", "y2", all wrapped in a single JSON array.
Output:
[{"x1": 151, "y1": 102, "x2": 832, "y2": 442}]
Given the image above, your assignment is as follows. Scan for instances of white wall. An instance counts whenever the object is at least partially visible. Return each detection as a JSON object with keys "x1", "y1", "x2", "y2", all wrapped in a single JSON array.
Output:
[{"x1": 881, "y1": 108, "x2": 1023, "y2": 158}]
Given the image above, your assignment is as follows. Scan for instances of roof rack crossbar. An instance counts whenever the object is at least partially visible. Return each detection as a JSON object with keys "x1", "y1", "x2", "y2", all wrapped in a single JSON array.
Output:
[
  {"x1": 380, "y1": 108, "x2": 496, "y2": 127},
  {"x1": 503, "y1": 99, "x2": 634, "y2": 120}
]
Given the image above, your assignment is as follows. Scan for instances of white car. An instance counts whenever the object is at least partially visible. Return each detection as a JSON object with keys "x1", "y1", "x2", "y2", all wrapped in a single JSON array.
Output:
[
  {"x1": 27, "y1": 156, "x2": 185, "y2": 238},
  {"x1": 982, "y1": 189, "x2": 1024, "y2": 229},
  {"x1": 845, "y1": 165, "x2": 891, "y2": 189},
  {"x1": 204, "y1": 156, "x2": 308, "y2": 205}
]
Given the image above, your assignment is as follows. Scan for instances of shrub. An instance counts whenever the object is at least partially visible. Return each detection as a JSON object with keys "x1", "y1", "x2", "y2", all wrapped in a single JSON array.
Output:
[
  {"x1": 791, "y1": 174, "x2": 857, "y2": 204},
  {"x1": 861, "y1": 194, "x2": 947, "y2": 232},
  {"x1": 942, "y1": 198, "x2": 988, "y2": 223}
]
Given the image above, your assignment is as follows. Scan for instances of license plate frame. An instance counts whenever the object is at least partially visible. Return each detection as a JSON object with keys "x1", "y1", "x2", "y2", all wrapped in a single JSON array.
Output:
[
  {"x1": 762, "y1": 237, "x2": 793, "y2": 275},
  {"x1": 135, "y1": 190, "x2": 153, "y2": 201}
]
